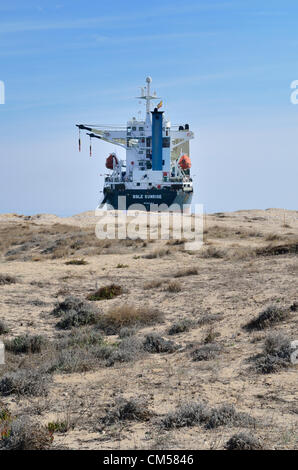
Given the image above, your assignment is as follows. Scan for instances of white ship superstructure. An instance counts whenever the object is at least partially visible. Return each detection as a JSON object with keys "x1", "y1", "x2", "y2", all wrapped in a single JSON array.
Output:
[{"x1": 77, "y1": 77, "x2": 195, "y2": 210}]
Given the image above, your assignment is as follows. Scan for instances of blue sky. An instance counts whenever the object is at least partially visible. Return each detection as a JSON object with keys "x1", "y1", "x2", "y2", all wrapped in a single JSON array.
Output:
[{"x1": 0, "y1": 0, "x2": 297, "y2": 215}]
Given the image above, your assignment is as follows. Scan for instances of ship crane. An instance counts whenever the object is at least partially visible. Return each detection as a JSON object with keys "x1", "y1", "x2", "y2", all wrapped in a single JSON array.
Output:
[{"x1": 76, "y1": 77, "x2": 195, "y2": 211}]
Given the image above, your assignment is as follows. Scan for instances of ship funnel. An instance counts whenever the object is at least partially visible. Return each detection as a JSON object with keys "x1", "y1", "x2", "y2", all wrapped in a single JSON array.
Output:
[{"x1": 151, "y1": 107, "x2": 163, "y2": 171}]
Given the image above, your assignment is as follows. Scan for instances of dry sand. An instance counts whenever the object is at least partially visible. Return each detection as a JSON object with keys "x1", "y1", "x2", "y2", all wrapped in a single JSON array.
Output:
[{"x1": 0, "y1": 208, "x2": 297, "y2": 449}]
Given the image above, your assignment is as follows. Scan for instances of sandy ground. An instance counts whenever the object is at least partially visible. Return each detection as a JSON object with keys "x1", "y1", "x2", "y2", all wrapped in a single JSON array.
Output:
[{"x1": 0, "y1": 208, "x2": 297, "y2": 450}]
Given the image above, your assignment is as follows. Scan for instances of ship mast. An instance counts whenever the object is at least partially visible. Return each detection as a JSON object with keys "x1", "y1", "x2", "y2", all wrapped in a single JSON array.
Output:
[{"x1": 137, "y1": 76, "x2": 160, "y2": 126}]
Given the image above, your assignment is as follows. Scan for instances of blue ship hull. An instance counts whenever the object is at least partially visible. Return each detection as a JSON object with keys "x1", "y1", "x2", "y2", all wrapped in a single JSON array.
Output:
[{"x1": 102, "y1": 188, "x2": 193, "y2": 211}]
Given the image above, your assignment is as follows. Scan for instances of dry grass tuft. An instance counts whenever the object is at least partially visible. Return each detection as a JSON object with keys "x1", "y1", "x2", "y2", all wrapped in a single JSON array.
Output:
[
  {"x1": 200, "y1": 246, "x2": 226, "y2": 259},
  {"x1": 144, "y1": 279, "x2": 163, "y2": 290},
  {"x1": 143, "y1": 248, "x2": 170, "y2": 259},
  {"x1": 173, "y1": 267, "x2": 198, "y2": 277},
  {"x1": 166, "y1": 281, "x2": 182, "y2": 293},
  {"x1": 96, "y1": 304, "x2": 163, "y2": 335}
]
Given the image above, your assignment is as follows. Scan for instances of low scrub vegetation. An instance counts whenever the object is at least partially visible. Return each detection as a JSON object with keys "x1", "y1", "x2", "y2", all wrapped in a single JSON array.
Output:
[
  {"x1": 255, "y1": 332, "x2": 291, "y2": 374},
  {"x1": 65, "y1": 258, "x2": 87, "y2": 265},
  {"x1": 173, "y1": 267, "x2": 198, "y2": 277},
  {"x1": 161, "y1": 402, "x2": 210, "y2": 429},
  {"x1": 0, "y1": 274, "x2": 16, "y2": 285},
  {"x1": 225, "y1": 432, "x2": 263, "y2": 450},
  {"x1": 161, "y1": 402, "x2": 255, "y2": 430},
  {"x1": 0, "y1": 417, "x2": 52, "y2": 450},
  {"x1": 143, "y1": 334, "x2": 179, "y2": 354},
  {"x1": 0, "y1": 368, "x2": 52, "y2": 397},
  {"x1": 101, "y1": 397, "x2": 152, "y2": 426},
  {"x1": 144, "y1": 279, "x2": 163, "y2": 290},
  {"x1": 244, "y1": 305, "x2": 289, "y2": 331},
  {"x1": 256, "y1": 241, "x2": 298, "y2": 257},
  {"x1": 0, "y1": 319, "x2": 9, "y2": 335},
  {"x1": 204, "y1": 327, "x2": 220, "y2": 344},
  {"x1": 5, "y1": 334, "x2": 47, "y2": 354},
  {"x1": 49, "y1": 328, "x2": 142, "y2": 372},
  {"x1": 168, "y1": 318, "x2": 194, "y2": 335},
  {"x1": 200, "y1": 246, "x2": 226, "y2": 259},
  {"x1": 86, "y1": 284, "x2": 123, "y2": 301},
  {"x1": 191, "y1": 343, "x2": 222, "y2": 361},
  {"x1": 47, "y1": 420, "x2": 69, "y2": 434},
  {"x1": 52, "y1": 296, "x2": 99, "y2": 329},
  {"x1": 197, "y1": 313, "x2": 223, "y2": 326},
  {"x1": 143, "y1": 248, "x2": 170, "y2": 259},
  {"x1": 166, "y1": 281, "x2": 181, "y2": 293}
]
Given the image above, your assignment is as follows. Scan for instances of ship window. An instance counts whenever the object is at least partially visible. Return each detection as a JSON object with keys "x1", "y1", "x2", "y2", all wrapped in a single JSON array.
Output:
[
  {"x1": 132, "y1": 126, "x2": 136, "y2": 131},
  {"x1": 136, "y1": 183, "x2": 140, "y2": 186},
  {"x1": 162, "y1": 137, "x2": 170, "y2": 148},
  {"x1": 149, "y1": 183, "x2": 152, "y2": 186},
  {"x1": 139, "y1": 126, "x2": 144, "y2": 131},
  {"x1": 162, "y1": 160, "x2": 165, "y2": 165}
]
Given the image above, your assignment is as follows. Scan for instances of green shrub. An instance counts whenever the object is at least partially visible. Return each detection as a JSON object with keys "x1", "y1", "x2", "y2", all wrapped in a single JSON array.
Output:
[
  {"x1": 5, "y1": 334, "x2": 47, "y2": 354},
  {"x1": 87, "y1": 284, "x2": 123, "y2": 301}
]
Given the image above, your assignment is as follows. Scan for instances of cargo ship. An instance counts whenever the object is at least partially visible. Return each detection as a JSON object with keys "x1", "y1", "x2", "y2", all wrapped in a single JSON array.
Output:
[{"x1": 76, "y1": 77, "x2": 194, "y2": 210}]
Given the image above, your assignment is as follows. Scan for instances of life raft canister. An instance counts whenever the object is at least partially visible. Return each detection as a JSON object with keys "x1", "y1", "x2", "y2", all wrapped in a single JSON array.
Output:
[
  {"x1": 178, "y1": 154, "x2": 191, "y2": 170},
  {"x1": 105, "y1": 153, "x2": 118, "y2": 170}
]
